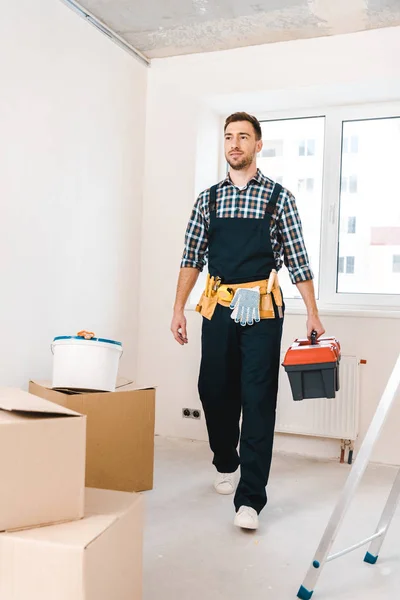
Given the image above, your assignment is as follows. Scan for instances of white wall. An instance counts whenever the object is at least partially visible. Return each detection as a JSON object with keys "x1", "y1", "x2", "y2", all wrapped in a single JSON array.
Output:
[
  {"x1": 139, "y1": 27, "x2": 400, "y2": 465},
  {"x1": 0, "y1": 0, "x2": 147, "y2": 386}
]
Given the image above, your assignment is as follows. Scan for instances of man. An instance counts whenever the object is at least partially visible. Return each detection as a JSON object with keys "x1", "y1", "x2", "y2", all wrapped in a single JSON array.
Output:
[{"x1": 171, "y1": 112, "x2": 325, "y2": 531}]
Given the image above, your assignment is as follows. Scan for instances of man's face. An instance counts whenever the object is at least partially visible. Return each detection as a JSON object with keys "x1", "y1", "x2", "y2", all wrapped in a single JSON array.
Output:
[{"x1": 224, "y1": 121, "x2": 263, "y2": 171}]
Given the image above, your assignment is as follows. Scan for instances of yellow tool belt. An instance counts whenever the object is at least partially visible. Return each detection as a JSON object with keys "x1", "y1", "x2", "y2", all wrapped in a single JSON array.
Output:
[{"x1": 195, "y1": 273, "x2": 283, "y2": 321}]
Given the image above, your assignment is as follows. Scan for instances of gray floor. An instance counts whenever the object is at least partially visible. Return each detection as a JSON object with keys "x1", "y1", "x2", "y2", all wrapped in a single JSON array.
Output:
[{"x1": 143, "y1": 437, "x2": 400, "y2": 600}]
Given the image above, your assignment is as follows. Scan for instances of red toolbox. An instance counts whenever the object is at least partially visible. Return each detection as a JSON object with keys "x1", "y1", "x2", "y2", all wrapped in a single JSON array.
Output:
[{"x1": 282, "y1": 333, "x2": 341, "y2": 401}]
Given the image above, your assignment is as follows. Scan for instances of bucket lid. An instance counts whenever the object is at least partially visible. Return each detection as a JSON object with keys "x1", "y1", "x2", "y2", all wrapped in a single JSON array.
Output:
[
  {"x1": 53, "y1": 336, "x2": 122, "y2": 347},
  {"x1": 282, "y1": 341, "x2": 339, "y2": 367}
]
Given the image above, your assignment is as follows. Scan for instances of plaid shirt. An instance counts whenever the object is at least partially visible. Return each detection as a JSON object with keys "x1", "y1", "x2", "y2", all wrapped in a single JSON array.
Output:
[{"x1": 181, "y1": 169, "x2": 313, "y2": 284}]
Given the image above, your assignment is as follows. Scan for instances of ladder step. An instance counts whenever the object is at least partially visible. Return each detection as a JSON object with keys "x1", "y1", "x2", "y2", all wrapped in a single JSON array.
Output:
[{"x1": 326, "y1": 529, "x2": 385, "y2": 562}]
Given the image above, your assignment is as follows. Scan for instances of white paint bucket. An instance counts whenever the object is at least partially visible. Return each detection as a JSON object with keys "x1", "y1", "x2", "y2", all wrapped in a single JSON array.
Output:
[{"x1": 51, "y1": 336, "x2": 123, "y2": 392}]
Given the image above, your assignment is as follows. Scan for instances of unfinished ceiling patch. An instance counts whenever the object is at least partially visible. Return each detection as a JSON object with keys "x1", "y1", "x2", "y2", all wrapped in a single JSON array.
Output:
[{"x1": 74, "y1": 0, "x2": 400, "y2": 58}]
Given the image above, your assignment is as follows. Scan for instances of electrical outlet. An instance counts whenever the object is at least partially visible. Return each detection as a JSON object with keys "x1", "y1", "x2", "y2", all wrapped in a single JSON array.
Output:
[{"x1": 182, "y1": 408, "x2": 202, "y2": 419}]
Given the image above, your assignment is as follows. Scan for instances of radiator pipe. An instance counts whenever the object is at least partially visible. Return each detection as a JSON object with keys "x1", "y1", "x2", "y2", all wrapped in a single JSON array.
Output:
[{"x1": 340, "y1": 440, "x2": 345, "y2": 464}]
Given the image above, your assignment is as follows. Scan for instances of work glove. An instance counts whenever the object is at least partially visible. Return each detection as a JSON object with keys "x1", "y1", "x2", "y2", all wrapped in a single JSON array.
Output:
[{"x1": 229, "y1": 286, "x2": 261, "y2": 326}]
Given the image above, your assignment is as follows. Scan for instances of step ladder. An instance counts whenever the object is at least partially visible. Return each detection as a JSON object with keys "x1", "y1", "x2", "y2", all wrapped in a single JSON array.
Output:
[{"x1": 297, "y1": 353, "x2": 400, "y2": 600}]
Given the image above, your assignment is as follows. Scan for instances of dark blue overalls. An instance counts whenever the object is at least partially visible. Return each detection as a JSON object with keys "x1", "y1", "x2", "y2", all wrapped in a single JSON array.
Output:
[{"x1": 198, "y1": 182, "x2": 284, "y2": 514}]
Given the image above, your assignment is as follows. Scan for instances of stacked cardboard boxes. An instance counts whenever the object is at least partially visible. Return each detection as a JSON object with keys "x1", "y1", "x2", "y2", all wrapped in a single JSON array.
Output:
[
  {"x1": 0, "y1": 383, "x2": 155, "y2": 599},
  {"x1": 0, "y1": 388, "x2": 86, "y2": 532},
  {"x1": 0, "y1": 488, "x2": 144, "y2": 600},
  {"x1": 28, "y1": 380, "x2": 156, "y2": 493}
]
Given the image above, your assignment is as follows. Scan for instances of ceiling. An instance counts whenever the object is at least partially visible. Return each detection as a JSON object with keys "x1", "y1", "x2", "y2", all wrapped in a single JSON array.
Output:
[{"x1": 74, "y1": 0, "x2": 400, "y2": 59}]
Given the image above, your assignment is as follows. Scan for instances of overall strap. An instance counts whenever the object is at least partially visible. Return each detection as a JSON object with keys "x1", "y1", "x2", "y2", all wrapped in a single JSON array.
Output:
[
  {"x1": 209, "y1": 185, "x2": 218, "y2": 213},
  {"x1": 265, "y1": 182, "x2": 282, "y2": 216}
]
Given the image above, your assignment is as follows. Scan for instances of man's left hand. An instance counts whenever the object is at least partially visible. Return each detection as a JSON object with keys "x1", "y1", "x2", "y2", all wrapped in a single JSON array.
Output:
[{"x1": 307, "y1": 314, "x2": 325, "y2": 340}]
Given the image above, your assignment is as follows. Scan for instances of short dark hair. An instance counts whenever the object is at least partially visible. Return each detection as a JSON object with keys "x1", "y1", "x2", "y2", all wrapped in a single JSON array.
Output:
[{"x1": 224, "y1": 112, "x2": 262, "y2": 141}]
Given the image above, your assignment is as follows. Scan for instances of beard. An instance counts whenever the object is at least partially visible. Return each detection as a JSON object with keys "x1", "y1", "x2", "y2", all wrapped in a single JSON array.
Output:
[{"x1": 226, "y1": 151, "x2": 255, "y2": 171}]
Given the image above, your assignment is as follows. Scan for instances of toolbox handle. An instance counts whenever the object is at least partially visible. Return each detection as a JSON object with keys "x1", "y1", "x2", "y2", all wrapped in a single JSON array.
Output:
[{"x1": 292, "y1": 330, "x2": 320, "y2": 347}]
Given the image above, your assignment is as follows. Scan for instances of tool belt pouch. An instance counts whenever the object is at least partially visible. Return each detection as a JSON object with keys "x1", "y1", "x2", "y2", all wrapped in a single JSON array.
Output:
[
  {"x1": 195, "y1": 292, "x2": 218, "y2": 320},
  {"x1": 260, "y1": 292, "x2": 275, "y2": 318},
  {"x1": 260, "y1": 286, "x2": 284, "y2": 319}
]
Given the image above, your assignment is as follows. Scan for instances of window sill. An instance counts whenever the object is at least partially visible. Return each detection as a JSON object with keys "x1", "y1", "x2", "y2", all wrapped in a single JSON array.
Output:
[{"x1": 283, "y1": 305, "x2": 400, "y2": 319}]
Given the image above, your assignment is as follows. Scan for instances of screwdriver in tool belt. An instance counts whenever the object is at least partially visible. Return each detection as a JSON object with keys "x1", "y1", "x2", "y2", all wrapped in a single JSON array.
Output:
[
  {"x1": 267, "y1": 269, "x2": 283, "y2": 318},
  {"x1": 267, "y1": 269, "x2": 277, "y2": 294}
]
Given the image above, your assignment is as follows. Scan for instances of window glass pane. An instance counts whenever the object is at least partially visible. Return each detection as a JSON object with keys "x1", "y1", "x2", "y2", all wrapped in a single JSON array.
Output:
[
  {"x1": 393, "y1": 255, "x2": 400, "y2": 274},
  {"x1": 307, "y1": 139, "x2": 315, "y2": 156},
  {"x1": 259, "y1": 117, "x2": 325, "y2": 299},
  {"x1": 337, "y1": 117, "x2": 400, "y2": 294},
  {"x1": 346, "y1": 256, "x2": 355, "y2": 274},
  {"x1": 348, "y1": 216, "x2": 356, "y2": 234},
  {"x1": 349, "y1": 175, "x2": 358, "y2": 193},
  {"x1": 298, "y1": 177, "x2": 315, "y2": 192},
  {"x1": 263, "y1": 148, "x2": 276, "y2": 158},
  {"x1": 262, "y1": 139, "x2": 283, "y2": 157},
  {"x1": 344, "y1": 136, "x2": 359, "y2": 154}
]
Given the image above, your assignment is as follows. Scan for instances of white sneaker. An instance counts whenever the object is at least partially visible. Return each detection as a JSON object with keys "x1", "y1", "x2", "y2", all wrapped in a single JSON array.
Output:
[
  {"x1": 213, "y1": 471, "x2": 238, "y2": 495},
  {"x1": 234, "y1": 506, "x2": 259, "y2": 530}
]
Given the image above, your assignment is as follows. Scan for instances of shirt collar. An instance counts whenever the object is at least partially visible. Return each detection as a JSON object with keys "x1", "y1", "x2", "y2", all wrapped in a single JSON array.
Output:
[{"x1": 221, "y1": 168, "x2": 265, "y2": 188}]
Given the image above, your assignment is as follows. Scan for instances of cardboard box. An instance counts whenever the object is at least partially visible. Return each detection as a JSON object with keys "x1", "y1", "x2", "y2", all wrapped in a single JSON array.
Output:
[
  {"x1": 29, "y1": 380, "x2": 155, "y2": 492},
  {"x1": 0, "y1": 388, "x2": 86, "y2": 532},
  {"x1": 0, "y1": 488, "x2": 144, "y2": 600}
]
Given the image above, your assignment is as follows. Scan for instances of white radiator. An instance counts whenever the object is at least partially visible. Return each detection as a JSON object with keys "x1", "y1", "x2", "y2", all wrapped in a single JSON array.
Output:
[{"x1": 276, "y1": 355, "x2": 359, "y2": 441}]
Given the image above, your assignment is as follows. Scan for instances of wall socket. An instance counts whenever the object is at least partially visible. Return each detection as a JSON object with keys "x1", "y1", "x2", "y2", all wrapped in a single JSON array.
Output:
[{"x1": 182, "y1": 408, "x2": 202, "y2": 420}]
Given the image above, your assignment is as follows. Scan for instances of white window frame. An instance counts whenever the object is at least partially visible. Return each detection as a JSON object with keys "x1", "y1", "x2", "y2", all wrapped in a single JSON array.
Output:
[{"x1": 186, "y1": 102, "x2": 400, "y2": 317}]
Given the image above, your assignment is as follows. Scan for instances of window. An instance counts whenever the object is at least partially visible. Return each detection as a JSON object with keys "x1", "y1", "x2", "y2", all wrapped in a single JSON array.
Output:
[
  {"x1": 349, "y1": 175, "x2": 358, "y2": 193},
  {"x1": 262, "y1": 139, "x2": 283, "y2": 157},
  {"x1": 346, "y1": 257, "x2": 355, "y2": 274},
  {"x1": 299, "y1": 139, "x2": 315, "y2": 156},
  {"x1": 348, "y1": 217, "x2": 356, "y2": 234},
  {"x1": 343, "y1": 135, "x2": 359, "y2": 153},
  {"x1": 338, "y1": 256, "x2": 354, "y2": 274},
  {"x1": 338, "y1": 116, "x2": 400, "y2": 296},
  {"x1": 341, "y1": 175, "x2": 358, "y2": 193},
  {"x1": 298, "y1": 178, "x2": 315, "y2": 193}
]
